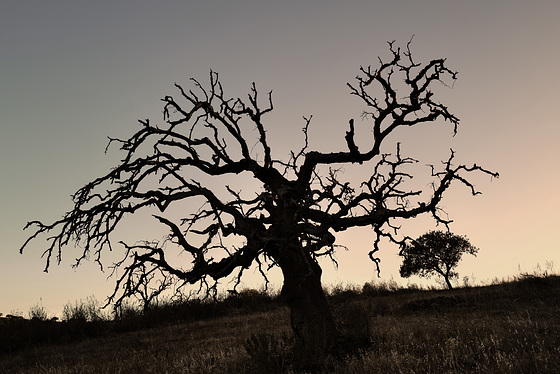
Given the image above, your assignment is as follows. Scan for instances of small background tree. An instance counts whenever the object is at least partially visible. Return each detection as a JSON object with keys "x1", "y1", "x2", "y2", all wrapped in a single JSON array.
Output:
[{"x1": 399, "y1": 230, "x2": 479, "y2": 289}]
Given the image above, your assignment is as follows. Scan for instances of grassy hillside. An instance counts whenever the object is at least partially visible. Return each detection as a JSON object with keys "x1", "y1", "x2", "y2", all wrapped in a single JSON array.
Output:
[{"x1": 1, "y1": 275, "x2": 559, "y2": 373}]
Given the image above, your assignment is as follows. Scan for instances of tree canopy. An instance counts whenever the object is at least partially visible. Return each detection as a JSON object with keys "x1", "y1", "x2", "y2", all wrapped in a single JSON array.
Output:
[{"x1": 399, "y1": 230, "x2": 479, "y2": 289}]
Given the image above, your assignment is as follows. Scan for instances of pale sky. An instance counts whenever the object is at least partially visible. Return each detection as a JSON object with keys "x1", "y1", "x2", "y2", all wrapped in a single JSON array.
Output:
[{"x1": 1, "y1": 1, "x2": 559, "y2": 317}]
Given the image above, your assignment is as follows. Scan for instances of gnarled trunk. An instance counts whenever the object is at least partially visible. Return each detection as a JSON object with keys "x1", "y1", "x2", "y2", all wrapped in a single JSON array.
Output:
[{"x1": 275, "y1": 245, "x2": 338, "y2": 356}]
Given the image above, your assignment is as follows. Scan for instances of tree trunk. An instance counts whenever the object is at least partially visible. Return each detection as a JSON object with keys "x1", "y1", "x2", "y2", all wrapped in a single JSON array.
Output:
[
  {"x1": 275, "y1": 245, "x2": 338, "y2": 356},
  {"x1": 444, "y1": 275, "x2": 453, "y2": 289}
]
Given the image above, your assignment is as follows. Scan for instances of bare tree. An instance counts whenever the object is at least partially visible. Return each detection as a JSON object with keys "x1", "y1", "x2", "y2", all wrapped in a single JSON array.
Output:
[
  {"x1": 21, "y1": 40, "x2": 497, "y2": 355},
  {"x1": 399, "y1": 230, "x2": 479, "y2": 289}
]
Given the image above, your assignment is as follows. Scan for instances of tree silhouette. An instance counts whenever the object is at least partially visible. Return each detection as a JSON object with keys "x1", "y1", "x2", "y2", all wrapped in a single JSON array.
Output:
[
  {"x1": 21, "y1": 40, "x2": 497, "y2": 355},
  {"x1": 399, "y1": 230, "x2": 479, "y2": 289}
]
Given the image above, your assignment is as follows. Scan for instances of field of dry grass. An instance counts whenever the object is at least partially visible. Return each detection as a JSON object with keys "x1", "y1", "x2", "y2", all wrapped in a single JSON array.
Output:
[{"x1": 1, "y1": 275, "x2": 559, "y2": 373}]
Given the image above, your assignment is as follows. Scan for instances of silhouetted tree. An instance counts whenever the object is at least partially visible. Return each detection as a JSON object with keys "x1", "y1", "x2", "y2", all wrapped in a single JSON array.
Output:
[
  {"x1": 399, "y1": 230, "x2": 479, "y2": 289},
  {"x1": 21, "y1": 40, "x2": 497, "y2": 356}
]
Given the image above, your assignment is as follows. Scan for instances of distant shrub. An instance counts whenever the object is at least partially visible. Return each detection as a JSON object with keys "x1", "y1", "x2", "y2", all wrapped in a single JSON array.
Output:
[
  {"x1": 328, "y1": 283, "x2": 361, "y2": 299},
  {"x1": 361, "y1": 278, "x2": 400, "y2": 296},
  {"x1": 221, "y1": 288, "x2": 278, "y2": 314},
  {"x1": 28, "y1": 302, "x2": 49, "y2": 321},
  {"x1": 62, "y1": 296, "x2": 107, "y2": 322},
  {"x1": 113, "y1": 299, "x2": 142, "y2": 321},
  {"x1": 239, "y1": 289, "x2": 276, "y2": 307}
]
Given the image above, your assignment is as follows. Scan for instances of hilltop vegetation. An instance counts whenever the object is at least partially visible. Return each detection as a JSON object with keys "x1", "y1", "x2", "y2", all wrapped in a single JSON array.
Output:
[{"x1": 1, "y1": 274, "x2": 560, "y2": 373}]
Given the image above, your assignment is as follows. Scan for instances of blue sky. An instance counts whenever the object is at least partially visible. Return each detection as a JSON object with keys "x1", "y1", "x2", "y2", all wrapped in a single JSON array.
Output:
[{"x1": 1, "y1": 1, "x2": 559, "y2": 316}]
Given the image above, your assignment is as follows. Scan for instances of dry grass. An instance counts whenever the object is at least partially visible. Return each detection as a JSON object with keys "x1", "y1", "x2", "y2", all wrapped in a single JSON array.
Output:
[
  {"x1": 1, "y1": 309, "x2": 291, "y2": 374},
  {"x1": 2, "y1": 275, "x2": 559, "y2": 373}
]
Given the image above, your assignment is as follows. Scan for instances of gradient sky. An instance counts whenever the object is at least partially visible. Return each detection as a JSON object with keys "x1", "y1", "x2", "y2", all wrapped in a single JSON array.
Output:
[{"x1": 2, "y1": 1, "x2": 559, "y2": 317}]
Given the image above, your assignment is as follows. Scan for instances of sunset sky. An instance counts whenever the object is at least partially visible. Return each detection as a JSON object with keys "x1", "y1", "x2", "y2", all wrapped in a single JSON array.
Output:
[{"x1": 2, "y1": 1, "x2": 559, "y2": 317}]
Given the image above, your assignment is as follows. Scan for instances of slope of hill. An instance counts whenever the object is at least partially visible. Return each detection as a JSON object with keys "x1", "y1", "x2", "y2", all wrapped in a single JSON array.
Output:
[{"x1": 1, "y1": 275, "x2": 559, "y2": 373}]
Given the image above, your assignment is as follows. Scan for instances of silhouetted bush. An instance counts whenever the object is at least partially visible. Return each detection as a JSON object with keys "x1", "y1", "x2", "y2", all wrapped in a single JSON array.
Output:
[
  {"x1": 27, "y1": 303, "x2": 49, "y2": 321},
  {"x1": 361, "y1": 278, "x2": 400, "y2": 297},
  {"x1": 62, "y1": 296, "x2": 107, "y2": 322}
]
